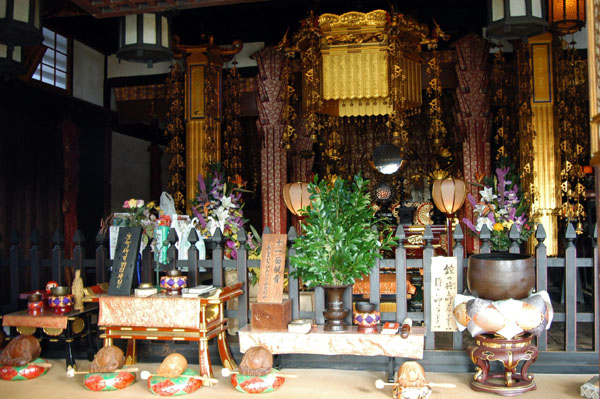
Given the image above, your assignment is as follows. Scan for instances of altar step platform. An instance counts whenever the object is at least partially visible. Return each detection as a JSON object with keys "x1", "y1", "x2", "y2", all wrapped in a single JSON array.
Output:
[
  {"x1": 0, "y1": 357, "x2": 594, "y2": 399},
  {"x1": 33, "y1": 329, "x2": 595, "y2": 375}
]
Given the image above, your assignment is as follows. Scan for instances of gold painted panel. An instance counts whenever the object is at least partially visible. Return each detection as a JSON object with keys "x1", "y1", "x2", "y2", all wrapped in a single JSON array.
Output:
[
  {"x1": 587, "y1": 0, "x2": 600, "y2": 158},
  {"x1": 188, "y1": 64, "x2": 205, "y2": 119},
  {"x1": 531, "y1": 43, "x2": 552, "y2": 103}
]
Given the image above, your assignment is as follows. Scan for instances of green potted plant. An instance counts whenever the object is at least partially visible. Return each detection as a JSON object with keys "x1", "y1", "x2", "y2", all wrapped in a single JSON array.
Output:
[{"x1": 290, "y1": 173, "x2": 397, "y2": 331}]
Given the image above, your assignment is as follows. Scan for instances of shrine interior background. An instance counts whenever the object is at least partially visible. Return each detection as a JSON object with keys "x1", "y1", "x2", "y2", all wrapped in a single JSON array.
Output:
[{"x1": 0, "y1": 0, "x2": 596, "y2": 289}]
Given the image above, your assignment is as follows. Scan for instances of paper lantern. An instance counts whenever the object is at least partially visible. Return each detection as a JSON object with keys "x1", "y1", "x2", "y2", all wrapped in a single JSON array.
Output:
[
  {"x1": 282, "y1": 182, "x2": 310, "y2": 217},
  {"x1": 431, "y1": 177, "x2": 466, "y2": 215},
  {"x1": 548, "y1": 0, "x2": 585, "y2": 34},
  {"x1": 0, "y1": 0, "x2": 42, "y2": 46},
  {"x1": 431, "y1": 177, "x2": 466, "y2": 256},
  {"x1": 116, "y1": 13, "x2": 172, "y2": 68},
  {"x1": 487, "y1": 0, "x2": 548, "y2": 40}
]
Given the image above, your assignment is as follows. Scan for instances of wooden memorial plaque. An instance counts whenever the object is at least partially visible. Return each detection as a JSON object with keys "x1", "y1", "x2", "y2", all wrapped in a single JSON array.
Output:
[
  {"x1": 256, "y1": 234, "x2": 287, "y2": 303},
  {"x1": 430, "y1": 256, "x2": 458, "y2": 332},
  {"x1": 108, "y1": 227, "x2": 142, "y2": 296}
]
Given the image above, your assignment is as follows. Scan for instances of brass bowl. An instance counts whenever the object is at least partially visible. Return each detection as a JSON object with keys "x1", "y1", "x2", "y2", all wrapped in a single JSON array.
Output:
[
  {"x1": 138, "y1": 283, "x2": 154, "y2": 289},
  {"x1": 467, "y1": 253, "x2": 534, "y2": 301},
  {"x1": 28, "y1": 293, "x2": 42, "y2": 302},
  {"x1": 51, "y1": 286, "x2": 70, "y2": 296},
  {"x1": 166, "y1": 268, "x2": 182, "y2": 277}
]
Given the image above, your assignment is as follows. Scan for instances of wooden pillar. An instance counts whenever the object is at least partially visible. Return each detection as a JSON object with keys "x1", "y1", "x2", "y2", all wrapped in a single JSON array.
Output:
[
  {"x1": 255, "y1": 47, "x2": 288, "y2": 234},
  {"x1": 183, "y1": 48, "x2": 222, "y2": 214},
  {"x1": 454, "y1": 34, "x2": 492, "y2": 254}
]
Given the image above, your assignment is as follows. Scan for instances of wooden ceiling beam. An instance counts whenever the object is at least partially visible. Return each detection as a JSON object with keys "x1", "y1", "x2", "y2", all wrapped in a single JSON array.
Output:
[{"x1": 69, "y1": 0, "x2": 271, "y2": 18}]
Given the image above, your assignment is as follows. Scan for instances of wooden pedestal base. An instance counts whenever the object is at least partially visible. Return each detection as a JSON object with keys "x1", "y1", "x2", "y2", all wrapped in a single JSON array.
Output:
[
  {"x1": 251, "y1": 299, "x2": 292, "y2": 330},
  {"x1": 468, "y1": 333, "x2": 538, "y2": 396}
]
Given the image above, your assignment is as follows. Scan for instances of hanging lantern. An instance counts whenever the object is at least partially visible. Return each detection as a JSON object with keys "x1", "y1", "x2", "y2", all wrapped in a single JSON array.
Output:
[
  {"x1": 0, "y1": 42, "x2": 24, "y2": 75},
  {"x1": 116, "y1": 13, "x2": 172, "y2": 68},
  {"x1": 0, "y1": 0, "x2": 42, "y2": 46},
  {"x1": 486, "y1": 0, "x2": 548, "y2": 40},
  {"x1": 431, "y1": 177, "x2": 467, "y2": 256},
  {"x1": 282, "y1": 182, "x2": 311, "y2": 217},
  {"x1": 548, "y1": 0, "x2": 585, "y2": 34},
  {"x1": 431, "y1": 177, "x2": 467, "y2": 216}
]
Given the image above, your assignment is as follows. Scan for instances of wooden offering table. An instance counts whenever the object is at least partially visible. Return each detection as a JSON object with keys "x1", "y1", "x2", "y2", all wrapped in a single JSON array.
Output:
[
  {"x1": 98, "y1": 282, "x2": 243, "y2": 381},
  {"x1": 1, "y1": 304, "x2": 98, "y2": 370},
  {"x1": 238, "y1": 324, "x2": 425, "y2": 381}
]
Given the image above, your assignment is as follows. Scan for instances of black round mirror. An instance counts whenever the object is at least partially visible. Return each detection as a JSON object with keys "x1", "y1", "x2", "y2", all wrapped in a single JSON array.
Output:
[{"x1": 372, "y1": 144, "x2": 404, "y2": 175}]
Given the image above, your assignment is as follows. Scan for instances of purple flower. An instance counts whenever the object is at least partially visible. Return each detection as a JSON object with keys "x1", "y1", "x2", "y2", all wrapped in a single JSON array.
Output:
[
  {"x1": 467, "y1": 193, "x2": 478, "y2": 208},
  {"x1": 508, "y1": 207, "x2": 517, "y2": 221},
  {"x1": 463, "y1": 218, "x2": 477, "y2": 234}
]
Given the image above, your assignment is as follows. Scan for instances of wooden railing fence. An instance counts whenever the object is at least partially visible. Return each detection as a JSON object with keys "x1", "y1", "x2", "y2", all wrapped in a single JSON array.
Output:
[{"x1": 1, "y1": 221, "x2": 597, "y2": 373}]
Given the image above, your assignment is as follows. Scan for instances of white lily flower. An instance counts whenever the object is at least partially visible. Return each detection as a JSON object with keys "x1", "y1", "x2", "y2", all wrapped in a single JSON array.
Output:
[
  {"x1": 220, "y1": 196, "x2": 237, "y2": 209},
  {"x1": 476, "y1": 216, "x2": 494, "y2": 232},
  {"x1": 214, "y1": 206, "x2": 230, "y2": 223},
  {"x1": 207, "y1": 217, "x2": 226, "y2": 236},
  {"x1": 479, "y1": 186, "x2": 497, "y2": 202}
]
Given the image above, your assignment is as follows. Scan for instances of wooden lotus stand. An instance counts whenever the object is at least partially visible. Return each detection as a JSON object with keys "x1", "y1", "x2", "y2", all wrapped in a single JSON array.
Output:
[{"x1": 468, "y1": 333, "x2": 538, "y2": 396}]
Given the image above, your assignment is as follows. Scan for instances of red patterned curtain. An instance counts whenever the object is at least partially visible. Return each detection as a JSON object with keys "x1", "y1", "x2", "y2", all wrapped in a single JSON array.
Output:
[
  {"x1": 60, "y1": 118, "x2": 80, "y2": 258},
  {"x1": 453, "y1": 34, "x2": 492, "y2": 254},
  {"x1": 255, "y1": 47, "x2": 288, "y2": 234}
]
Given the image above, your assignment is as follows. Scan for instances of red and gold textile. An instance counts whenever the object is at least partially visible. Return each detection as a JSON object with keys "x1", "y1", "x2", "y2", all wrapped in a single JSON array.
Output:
[
  {"x1": 113, "y1": 84, "x2": 167, "y2": 102},
  {"x1": 2, "y1": 309, "x2": 68, "y2": 330},
  {"x1": 99, "y1": 296, "x2": 204, "y2": 329}
]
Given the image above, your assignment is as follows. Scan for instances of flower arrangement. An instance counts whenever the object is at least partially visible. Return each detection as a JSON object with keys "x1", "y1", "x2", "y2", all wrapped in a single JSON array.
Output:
[
  {"x1": 120, "y1": 198, "x2": 161, "y2": 248},
  {"x1": 462, "y1": 164, "x2": 534, "y2": 251},
  {"x1": 191, "y1": 164, "x2": 253, "y2": 259}
]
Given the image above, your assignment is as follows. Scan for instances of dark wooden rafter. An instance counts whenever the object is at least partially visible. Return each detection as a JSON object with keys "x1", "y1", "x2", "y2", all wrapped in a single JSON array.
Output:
[{"x1": 69, "y1": 0, "x2": 270, "y2": 18}]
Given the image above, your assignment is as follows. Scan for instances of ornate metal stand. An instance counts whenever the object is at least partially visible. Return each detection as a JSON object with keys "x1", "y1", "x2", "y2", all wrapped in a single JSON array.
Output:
[{"x1": 468, "y1": 333, "x2": 538, "y2": 396}]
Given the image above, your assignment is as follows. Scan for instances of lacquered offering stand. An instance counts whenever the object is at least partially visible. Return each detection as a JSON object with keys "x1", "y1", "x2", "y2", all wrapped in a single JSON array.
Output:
[
  {"x1": 98, "y1": 282, "x2": 242, "y2": 383},
  {"x1": 468, "y1": 333, "x2": 538, "y2": 396},
  {"x1": 1, "y1": 303, "x2": 98, "y2": 369}
]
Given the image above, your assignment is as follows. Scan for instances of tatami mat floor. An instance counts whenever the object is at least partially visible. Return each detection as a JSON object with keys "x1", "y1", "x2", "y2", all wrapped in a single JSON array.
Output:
[{"x1": 0, "y1": 358, "x2": 595, "y2": 398}]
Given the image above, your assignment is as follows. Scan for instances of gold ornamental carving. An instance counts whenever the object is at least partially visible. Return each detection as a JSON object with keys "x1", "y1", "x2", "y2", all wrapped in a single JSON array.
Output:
[
  {"x1": 316, "y1": 10, "x2": 424, "y2": 117},
  {"x1": 17, "y1": 326, "x2": 36, "y2": 335},
  {"x1": 319, "y1": 10, "x2": 387, "y2": 30}
]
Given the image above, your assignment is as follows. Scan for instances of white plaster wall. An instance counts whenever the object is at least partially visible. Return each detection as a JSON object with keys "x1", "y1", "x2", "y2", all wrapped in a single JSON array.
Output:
[
  {"x1": 486, "y1": 26, "x2": 588, "y2": 53},
  {"x1": 111, "y1": 132, "x2": 151, "y2": 212},
  {"x1": 107, "y1": 54, "x2": 173, "y2": 78},
  {"x1": 73, "y1": 40, "x2": 104, "y2": 107},
  {"x1": 222, "y1": 41, "x2": 264, "y2": 69},
  {"x1": 111, "y1": 132, "x2": 170, "y2": 212}
]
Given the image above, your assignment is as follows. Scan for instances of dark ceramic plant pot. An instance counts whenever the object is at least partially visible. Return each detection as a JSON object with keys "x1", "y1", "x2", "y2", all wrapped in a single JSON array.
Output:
[
  {"x1": 322, "y1": 285, "x2": 350, "y2": 332},
  {"x1": 467, "y1": 253, "x2": 535, "y2": 301}
]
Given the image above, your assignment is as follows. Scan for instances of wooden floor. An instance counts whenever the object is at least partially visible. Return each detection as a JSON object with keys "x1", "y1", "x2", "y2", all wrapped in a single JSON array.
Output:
[{"x1": 0, "y1": 358, "x2": 596, "y2": 399}]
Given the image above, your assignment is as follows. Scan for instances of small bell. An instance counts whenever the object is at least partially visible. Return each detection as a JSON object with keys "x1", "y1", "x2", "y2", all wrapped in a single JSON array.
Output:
[{"x1": 575, "y1": 221, "x2": 584, "y2": 235}]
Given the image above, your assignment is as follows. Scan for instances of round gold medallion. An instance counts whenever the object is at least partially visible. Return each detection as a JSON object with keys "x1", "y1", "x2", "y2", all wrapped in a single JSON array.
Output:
[{"x1": 43, "y1": 327, "x2": 63, "y2": 336}]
